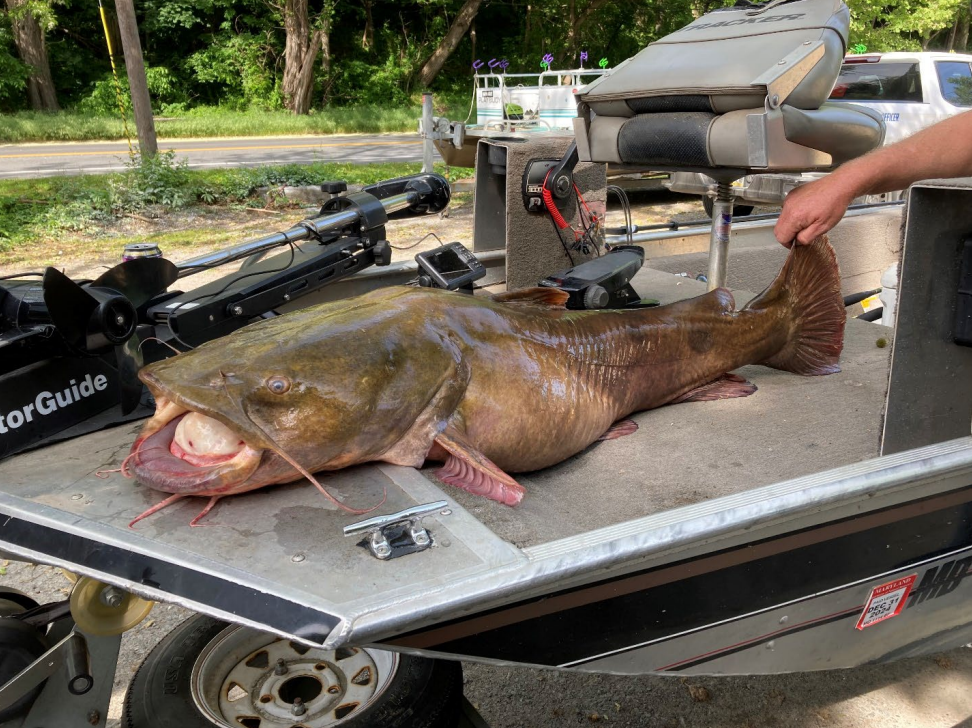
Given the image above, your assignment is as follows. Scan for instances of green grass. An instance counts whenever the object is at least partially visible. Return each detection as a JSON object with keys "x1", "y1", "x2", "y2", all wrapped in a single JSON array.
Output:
[
  {"x1": 0, "y1": 101, "x2": 472, "y2": 143},
  {"x1": 0, "y1": 158, "x2": 473, "y2": 259}
]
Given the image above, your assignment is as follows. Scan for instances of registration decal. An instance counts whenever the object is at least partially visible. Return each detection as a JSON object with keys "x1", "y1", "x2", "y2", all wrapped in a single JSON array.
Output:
[{"x1": 856, "y1": 574, "x2": 917, "y2": 630}]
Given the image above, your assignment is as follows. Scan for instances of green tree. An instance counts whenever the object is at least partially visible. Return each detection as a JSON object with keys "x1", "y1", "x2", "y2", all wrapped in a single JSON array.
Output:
[
  {"x1": 847, "y1": 0, "x2": 966, "y2": 51},
  {"x1": 3, "y1": 0, "x2": 59, "y2": 109}
]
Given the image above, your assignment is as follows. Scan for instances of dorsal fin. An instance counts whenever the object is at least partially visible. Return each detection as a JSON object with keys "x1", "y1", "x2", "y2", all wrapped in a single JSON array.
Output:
[{"x1": 491, "y1": 287, "x2": 570, "y2": 308}]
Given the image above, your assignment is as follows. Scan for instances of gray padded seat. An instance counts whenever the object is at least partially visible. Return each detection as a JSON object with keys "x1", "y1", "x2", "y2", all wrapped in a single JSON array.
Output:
[{"x1": 573, "y1": 0, "x2": 884, "y2": 174}]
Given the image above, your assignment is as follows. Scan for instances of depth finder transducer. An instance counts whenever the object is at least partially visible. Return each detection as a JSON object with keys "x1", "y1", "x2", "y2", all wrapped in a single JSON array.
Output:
[{"x1": 540, "y1": 247, "x2": 655, "y2": 310}]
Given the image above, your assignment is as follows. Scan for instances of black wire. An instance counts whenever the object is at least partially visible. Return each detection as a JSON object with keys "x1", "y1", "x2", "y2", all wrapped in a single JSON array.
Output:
[
  {"x1": 548, "y1": 212, "x2": 576, "y2": 267},
  {"x1": 166, "y1": 242, "x2": 299, "y2": 350},
  {"x1": 390, "y1": 231, "x2": 444, "y2": 251}
]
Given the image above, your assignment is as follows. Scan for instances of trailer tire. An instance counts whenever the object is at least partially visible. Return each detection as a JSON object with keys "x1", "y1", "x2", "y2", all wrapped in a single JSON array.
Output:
[
  {"x1": 703, "y1": 196, "x2": 754, "y2": 219},
  {"x1": 0, "y1": 588, "x2": 47, "y2": 722},
  {"x1": 124, "y1": 615, "x2": 462, "y2": 728}
]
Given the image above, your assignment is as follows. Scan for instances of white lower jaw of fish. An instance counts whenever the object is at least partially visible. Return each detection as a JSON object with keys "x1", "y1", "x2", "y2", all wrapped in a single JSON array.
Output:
[{"x1": 131, "y1": 398, "x2": 266, "y2": 493}]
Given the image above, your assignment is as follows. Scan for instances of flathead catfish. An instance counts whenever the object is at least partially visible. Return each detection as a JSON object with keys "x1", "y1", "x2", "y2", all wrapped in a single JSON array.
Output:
[{"x1": 125, "y1": 237, "x2": 844, "y2": 525}]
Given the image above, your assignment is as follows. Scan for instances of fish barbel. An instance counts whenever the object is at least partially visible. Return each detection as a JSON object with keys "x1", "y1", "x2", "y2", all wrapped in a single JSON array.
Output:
[{"x1": 125, "y1": 237, "x2": 844, "y2": 525}]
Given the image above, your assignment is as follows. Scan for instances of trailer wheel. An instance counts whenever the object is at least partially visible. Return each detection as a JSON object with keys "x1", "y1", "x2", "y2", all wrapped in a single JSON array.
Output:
[
  {"x1": 703, "y1": 196, "x2": 754, "y2": 219},
  {"x1": 124, "y1": 615, "x2": 462, "y2": 728},
  {"x1": 0, "y1": 588, "x2": 48, "y2": 722}
]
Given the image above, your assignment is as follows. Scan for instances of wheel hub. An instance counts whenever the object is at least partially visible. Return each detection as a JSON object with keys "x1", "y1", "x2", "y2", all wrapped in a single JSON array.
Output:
[{"x1": 192, "y1": 626, "x2": 397, "y2": 728}]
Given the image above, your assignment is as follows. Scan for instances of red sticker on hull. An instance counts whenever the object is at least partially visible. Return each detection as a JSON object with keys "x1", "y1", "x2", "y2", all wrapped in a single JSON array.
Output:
[{"x1": 856, "y1": 574, "x2": 918, "y2": 630}]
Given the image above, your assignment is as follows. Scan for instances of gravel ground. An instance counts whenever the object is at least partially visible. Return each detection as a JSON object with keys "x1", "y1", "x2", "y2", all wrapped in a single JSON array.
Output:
[{"x1": 4, "y1": 190, "x2": 972, "y2": 728}]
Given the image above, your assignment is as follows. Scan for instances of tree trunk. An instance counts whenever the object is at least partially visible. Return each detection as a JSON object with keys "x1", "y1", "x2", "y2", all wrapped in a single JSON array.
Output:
[
  {"x1": 361, "y1": 0, "x2": 373, "y2": 50},
  {"x1": 5, "y1": 0, "x2": 59, "y2": 111},
  {"x1": 115, "y1": 0, "x2": 157, "y2": 157},
  {"x1": 282, "y1": 0, "x2": 323, "y2": 114},
  {"x1": 567, "y1": 0, "x2": 576, "y2": 56},
  {"x1": 957, "y1": 4, "x2": 970, "y2": 52},
  {"x1": 522, "y1": 3, "x2": 531, "y2": 56},
  {"x1": 321, "y1": 18, "x2": 331, "y2": 72},
  {"x1": 418, "y1": 0, "x2": 484, "y2": 87},
  {"x1": 296, "y1": 28, "x2": 323, "y2": 112}
]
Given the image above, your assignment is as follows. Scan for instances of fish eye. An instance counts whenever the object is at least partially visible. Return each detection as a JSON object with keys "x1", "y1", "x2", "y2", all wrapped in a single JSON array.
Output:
[{"x1": 266, "y1": 375, "x2": 291, "y2": 394}]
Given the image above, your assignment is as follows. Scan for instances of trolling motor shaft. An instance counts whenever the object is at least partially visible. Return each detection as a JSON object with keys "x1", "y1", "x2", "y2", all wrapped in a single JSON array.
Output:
[
  {"x1": 152, "y1": 173, "x2": 451, "y2": 347},
  {"x1": 177, "y1": 174, "x2": 450, "y2": 278}
]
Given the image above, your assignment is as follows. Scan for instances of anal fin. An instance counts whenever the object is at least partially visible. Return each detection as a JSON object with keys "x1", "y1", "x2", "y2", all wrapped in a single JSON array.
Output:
[
  {"x1": 598, "y1": 419, "x2": 639, "y2": 441},
  {"x1": 671, "y1": 373, "x2": 757, "y2": 404},
  {"x1": 432, "y1": 428, "x2": 525, "y2": 506}
]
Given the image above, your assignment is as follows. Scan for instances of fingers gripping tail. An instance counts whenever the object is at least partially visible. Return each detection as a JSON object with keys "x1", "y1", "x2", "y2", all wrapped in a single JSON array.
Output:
[{"x1": 745, "y1": 236, "x2": 846, "y2": 376}]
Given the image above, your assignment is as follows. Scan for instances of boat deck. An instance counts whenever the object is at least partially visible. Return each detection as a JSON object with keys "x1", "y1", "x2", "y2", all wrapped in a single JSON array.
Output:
[{"x1": 0, "y1": 268, "x2": 892, "y2": 646}]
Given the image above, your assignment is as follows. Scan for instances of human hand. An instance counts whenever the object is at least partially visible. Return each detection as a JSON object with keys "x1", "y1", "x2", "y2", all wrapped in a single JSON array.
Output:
[{"x1": 774, "y1": 175, "x2": 857, "y2": 248}]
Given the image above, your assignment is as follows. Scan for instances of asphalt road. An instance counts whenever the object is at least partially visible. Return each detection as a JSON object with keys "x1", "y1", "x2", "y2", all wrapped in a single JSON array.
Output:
[{"x1": 0, "y1": 133, "x2": 435, "y2": 178}]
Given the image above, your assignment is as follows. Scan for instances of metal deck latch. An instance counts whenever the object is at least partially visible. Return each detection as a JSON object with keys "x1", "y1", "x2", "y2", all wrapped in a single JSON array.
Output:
[{"x1": 343, "y1": 500, "x2": 448, "y2": 560}]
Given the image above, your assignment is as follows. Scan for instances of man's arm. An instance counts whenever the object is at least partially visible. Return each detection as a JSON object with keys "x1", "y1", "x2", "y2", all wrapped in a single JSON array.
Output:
[{"x1": 775, "y1": 109, "x2": 972, "y2": 247}]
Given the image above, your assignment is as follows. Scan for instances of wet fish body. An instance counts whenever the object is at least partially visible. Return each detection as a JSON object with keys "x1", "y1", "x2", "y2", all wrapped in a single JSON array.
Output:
[{"x1": 128, "y1": 238, "x2": 844, "y2": 520}]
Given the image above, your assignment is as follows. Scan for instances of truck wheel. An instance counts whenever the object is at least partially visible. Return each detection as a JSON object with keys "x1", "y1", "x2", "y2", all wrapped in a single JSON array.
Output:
[
  {"x1": 123, "y1": 615, "x2": 462, "y2": 728},
  {"x1": 703, "y1": 196, "x2": 754, "y2": 218}
]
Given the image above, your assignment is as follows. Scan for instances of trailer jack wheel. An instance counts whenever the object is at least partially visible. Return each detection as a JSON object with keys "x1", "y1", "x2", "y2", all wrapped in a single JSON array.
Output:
[{"x1": 124, "y1": 615, "x2": 462, "y2": 728}]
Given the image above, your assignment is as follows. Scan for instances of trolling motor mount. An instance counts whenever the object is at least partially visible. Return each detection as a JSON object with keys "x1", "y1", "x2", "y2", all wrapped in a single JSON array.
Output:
[{"x1": 539, "y1": 246, "x2": 652, "y2": 310}]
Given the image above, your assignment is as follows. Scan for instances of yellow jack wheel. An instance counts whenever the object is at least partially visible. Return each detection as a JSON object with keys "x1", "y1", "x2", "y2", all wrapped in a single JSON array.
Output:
[{"x1": 69, "y1": 577, "x2": 154, "y2": 636}]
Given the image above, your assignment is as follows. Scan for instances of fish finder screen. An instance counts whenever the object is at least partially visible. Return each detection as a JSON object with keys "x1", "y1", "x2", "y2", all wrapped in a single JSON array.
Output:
[{"x1": 427, "y1": 247, "x2": 471, "y2": 280}]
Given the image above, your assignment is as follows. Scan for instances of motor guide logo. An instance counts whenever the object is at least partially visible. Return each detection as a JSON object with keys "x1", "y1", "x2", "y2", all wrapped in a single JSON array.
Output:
[
  {"x1": 0, "y1": 374, "x2": 108, "y2": 434},
  {"x1": 0, "y1": 358, "x2": 118, "y2": 458},
  {"x1": 678, "y1": 13, "x2": 806, "y2": 32},
  {"x1": 856, "y1": 574, "x2": 917, "y2": 629}
]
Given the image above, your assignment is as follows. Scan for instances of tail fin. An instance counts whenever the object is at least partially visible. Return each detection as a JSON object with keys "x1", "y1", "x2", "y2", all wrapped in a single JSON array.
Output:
[{"x1": 744, "y1": 237, "x2": 845, "y2": 375}]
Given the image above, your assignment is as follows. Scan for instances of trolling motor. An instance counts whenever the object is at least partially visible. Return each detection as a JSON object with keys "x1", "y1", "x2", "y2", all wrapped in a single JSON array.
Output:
[
  {"x1": 150, "y1": 173, "x2": 451, "y2": 346},
  {"x1": 0, "y1": 172, "x2": 451, "y2": 459},
  {"x1": 0, "y1": 258, "x2": 178, "y2": 458}
]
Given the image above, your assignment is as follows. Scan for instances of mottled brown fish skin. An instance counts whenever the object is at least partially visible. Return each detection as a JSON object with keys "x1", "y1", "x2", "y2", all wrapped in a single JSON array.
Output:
[{"x1": 133, "y1": 237, "x2": 843, "y2": 494}]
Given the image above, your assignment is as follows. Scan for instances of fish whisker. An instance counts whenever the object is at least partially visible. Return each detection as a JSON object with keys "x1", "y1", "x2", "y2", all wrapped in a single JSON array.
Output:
[{"x1": 217, "y1": 377, "x2": 386, "y2": 515}]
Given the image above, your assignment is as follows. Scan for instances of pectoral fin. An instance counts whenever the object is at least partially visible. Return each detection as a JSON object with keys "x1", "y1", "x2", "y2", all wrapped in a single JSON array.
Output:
[
  {"x1": 432, "y1": 428, "x2": 525, "y2": 506},
  {"x1": 598, "y1": 419, "x2": 639, "y2": 441}
]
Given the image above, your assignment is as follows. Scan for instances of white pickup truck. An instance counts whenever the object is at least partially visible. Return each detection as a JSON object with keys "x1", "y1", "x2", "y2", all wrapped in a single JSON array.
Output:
[{"x1": 667, "y1": 51, "x2": 972, "y2": 216}]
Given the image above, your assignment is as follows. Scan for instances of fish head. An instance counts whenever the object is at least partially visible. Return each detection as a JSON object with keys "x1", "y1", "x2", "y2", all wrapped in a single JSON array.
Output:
[{"x1": 128, "y1": 290, "x2": 468, "y2": 496}]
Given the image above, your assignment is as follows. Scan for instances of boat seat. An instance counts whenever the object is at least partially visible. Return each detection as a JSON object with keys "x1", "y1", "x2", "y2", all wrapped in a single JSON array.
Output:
[
  {"x1": 574, "y1": 0, "x2": 884, "y2": 175},
  {"x1": 572, "y1": 0, "x2": 885, "y2": 287}
]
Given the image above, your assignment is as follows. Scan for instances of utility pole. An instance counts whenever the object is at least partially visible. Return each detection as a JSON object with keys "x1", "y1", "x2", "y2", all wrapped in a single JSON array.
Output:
[{"x1": 114, "y1": 0, "x2": 157, "y2": 158}]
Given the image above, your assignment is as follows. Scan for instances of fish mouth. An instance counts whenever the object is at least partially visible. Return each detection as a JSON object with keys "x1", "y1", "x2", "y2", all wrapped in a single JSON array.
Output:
[{"x1": 128, "y1": 397, "x2": 264, "y2": 495}]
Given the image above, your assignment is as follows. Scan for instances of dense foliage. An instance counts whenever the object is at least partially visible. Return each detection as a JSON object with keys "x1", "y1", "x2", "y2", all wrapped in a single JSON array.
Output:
[{"x1": 0, "y1": 0, "x2": 970, "y2": 114}]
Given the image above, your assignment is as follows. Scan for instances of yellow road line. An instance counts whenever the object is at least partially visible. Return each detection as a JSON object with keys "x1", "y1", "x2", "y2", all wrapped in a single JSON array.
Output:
[{"x1": 0, "y1": 139, "x2": 418, "y2": 159}]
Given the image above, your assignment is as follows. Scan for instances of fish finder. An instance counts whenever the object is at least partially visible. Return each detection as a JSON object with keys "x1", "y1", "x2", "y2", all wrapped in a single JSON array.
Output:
[{"x1": 415, "y1": 242, "x2": 487, "y2": 292}]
